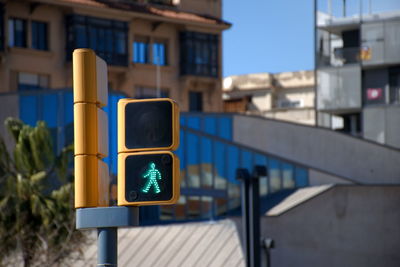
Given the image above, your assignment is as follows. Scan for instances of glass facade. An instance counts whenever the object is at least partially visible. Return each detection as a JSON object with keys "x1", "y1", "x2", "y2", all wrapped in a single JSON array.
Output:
[
  {"x1": 17, "y1": 90, "x2": 309, "y2": 225},
  {"x1": 66, "y1": 15, "x2": 128, "y2": 66}
]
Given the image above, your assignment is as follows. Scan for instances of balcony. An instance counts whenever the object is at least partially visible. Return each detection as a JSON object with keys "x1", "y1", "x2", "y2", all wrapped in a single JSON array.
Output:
[
  {"x1": 333, "y1": 47, "x2": 360, "y2": 65},
  {"x1": 317, "y1": 65, "x2": 362, "y2": 112}
]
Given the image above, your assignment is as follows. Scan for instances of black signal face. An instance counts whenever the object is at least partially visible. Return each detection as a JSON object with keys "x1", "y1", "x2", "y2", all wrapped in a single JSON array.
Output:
[
  {"x1": 125, "y1": 101, "x2": 172, "y2": 149},
  {"x1": 124, "y1": 153, "x2": 173, "y2": 203}
]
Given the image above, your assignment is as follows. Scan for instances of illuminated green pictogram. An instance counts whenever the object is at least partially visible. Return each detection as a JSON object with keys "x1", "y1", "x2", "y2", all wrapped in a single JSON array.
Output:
[{"x1": 142, "y1": 162, "x2": 162, "y2": 194}]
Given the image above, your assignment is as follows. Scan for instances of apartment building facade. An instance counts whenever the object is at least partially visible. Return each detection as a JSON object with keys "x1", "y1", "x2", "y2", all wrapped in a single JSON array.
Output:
[
  {"x1": 315, "y1": 1, "x2": 400, "y2": 148},
  {"x1": 0, "y1": 0, "x2": 230, "y2": 112},
  {"x1": 223, "y1": 70, "x2": 315, "y2": 125}
]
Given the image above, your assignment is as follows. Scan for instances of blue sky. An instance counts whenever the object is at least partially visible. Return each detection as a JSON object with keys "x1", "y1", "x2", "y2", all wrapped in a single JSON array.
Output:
[
  {"x1": 222, "y1": 0, "x2": 314, "y2": 77},
  {"x1": 222, "y1": 0, "x2": 400, "y2": 77}
]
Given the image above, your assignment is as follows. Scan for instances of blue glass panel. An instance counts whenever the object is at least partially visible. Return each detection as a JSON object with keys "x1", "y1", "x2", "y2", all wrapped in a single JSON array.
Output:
[
  {"x1": 180, "y1": 115, "x2": 186, "y2": 126},
  {"x1": 200, "y1": 137, "x2": 212, "y2": 188},
  {"x1": 269, "y1": 158, "x2": 281, "y2": 193},
  {"x1": 42, "y1": 94, "x2": 58, "y2": 127},
  {"x1": 187, "y1": 116, "x2": 201, "y2": 130},
  {"x1": 218, "y1": 116, "x2": 232, "y2": 140},
  {"x1": 63, "y1": 92, "x2": 74, "y2": 125},
  {"x1": 106, "y1": 93, "x2": 125, "y2": 174},
  {"x1": 214, "y1": 141, "x2": 227, "y2": 190},
  {"x1": 240, "y1": 150, "x2": 252, "y2": 171},
  {"x1": 204, "y1": 117, "x2": 216, "y2": 135},
  {"x1": 282, "y1": 162, "x2": 295, "y2": 189},
  {"x1": 227, "y1": 145, "x2": 239, "y2": 183},
  {"x1": 254, "y1": 153, "x2": 268, "y2": 167},
  {"x1": 20, "y1": 95, "x2": 38, "y2": 126},
  {"x1": 227, "y1": 145, "x2": 240, "y2": 213},
  {"x1": 295, "y1": 167, "x2": 308, "y2": 187},
  {"x1": 254, "y1": 154, "x2": 268, "y2": 196},
  {"x1": 176, "y1": 129, "x2": 185, "y2": 169},
  {"x1": 187, "y1": 132, "x2": 200, "y2": 188}
]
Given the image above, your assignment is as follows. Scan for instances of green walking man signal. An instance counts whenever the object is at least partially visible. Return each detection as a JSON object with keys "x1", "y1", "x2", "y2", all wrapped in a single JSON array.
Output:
[{"x1": 142, "y1": 162, "x2": 162, "y2": 194}]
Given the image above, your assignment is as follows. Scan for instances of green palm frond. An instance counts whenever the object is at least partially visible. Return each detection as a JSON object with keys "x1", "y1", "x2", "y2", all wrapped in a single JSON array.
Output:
[{"x1": 0, "y1": 118, "x2": 85, "y2": 266}]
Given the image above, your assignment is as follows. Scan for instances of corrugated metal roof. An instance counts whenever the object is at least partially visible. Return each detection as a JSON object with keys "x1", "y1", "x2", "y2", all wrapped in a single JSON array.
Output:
[
  {"x1": 75, "y1": 219, "x2": 245, "y2": 267},
  {"x1": 266, "y1": 185, "x2": 334, "y2": 216}
]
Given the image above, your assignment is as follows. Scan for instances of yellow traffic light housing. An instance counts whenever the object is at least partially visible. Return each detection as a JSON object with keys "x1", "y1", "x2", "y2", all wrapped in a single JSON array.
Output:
[
  {"x1": 73, "y1": 48, "x2": 109, "y2": 208},
  {"x1": 118, "y1": 98, "x2": 179, "y2": 153},
  {"x1": 117, "y1": 98, "x2": 180, "y2": 206},
  {"x1": 117, "y1": 151, "x2": 180, "y2": 206}
]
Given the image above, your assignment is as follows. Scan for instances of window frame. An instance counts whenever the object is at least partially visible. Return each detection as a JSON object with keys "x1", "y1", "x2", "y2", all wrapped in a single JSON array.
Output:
[
  {"x1": 180, "y1": 31, "x2": 219, "y2": 77},
  {"x1": 66, "y1": 14, "x2": 128, "y2": 66},
  {"x1": 8, "y1": 17, "x2": 27, "y2": 48},
  {"x1": 31, "y1": 20, "x2": 48, "y2": 51},
  {"x1": 189, "y1": 91, "x2": 203, "y2": 112}
]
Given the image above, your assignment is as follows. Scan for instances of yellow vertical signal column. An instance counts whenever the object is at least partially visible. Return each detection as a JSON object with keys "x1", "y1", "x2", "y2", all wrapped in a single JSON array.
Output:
[{"x1": 73, "y1": 49, "x2": 109, "y2": 208}]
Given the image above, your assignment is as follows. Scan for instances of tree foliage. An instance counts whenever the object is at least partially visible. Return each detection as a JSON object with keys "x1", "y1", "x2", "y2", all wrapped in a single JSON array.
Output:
[{"x1": 0, "y1": 118, "x2": 86, "y2": 267}]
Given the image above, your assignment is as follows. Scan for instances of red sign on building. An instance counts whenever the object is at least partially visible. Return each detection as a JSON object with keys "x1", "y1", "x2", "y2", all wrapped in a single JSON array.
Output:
[{"x1": 367, "y1": 88, "x2": 383, "y2": 100}]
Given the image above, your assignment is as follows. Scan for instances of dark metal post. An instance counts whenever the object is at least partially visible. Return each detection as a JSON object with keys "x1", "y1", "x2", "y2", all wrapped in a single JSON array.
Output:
[
  {"x1": 98, "y1": 227, "x2": 118, "y2": 267},
  {"x1": 249, "y1": 174, "x2": 260, "y2": 267},
  {"x1": 250, "y1": 165, "x2": 267, "y2": 267},
  {"x1": 237, "y1": 168, "x2": 251, "y2": 267}
]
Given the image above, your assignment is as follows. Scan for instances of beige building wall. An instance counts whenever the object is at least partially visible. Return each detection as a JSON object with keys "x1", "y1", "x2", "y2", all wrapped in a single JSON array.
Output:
[
  {"x1": 0, "y1": 0, "x2": 230, "y2": 112},
  {"x1": 223, "y1": 70, "x2": 315, "y2": 125}
]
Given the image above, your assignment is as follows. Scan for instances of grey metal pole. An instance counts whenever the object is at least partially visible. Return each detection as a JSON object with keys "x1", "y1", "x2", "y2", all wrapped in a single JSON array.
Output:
[{"x1": 98, "y1": 228, "x2": 118, "y2": 267}]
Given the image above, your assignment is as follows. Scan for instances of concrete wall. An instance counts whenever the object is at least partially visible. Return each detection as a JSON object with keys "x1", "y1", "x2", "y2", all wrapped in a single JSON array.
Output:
[
  {"x1": 261, "y1": 185, "x2": 400, "y2": 267},
  {"x1": 233, "y1": 115, "x2": 400, "y2": 184},
  {"x1": 263, "y1": 108, "x2": 315, "y2": 126},
  {"x1": 364, "y1": 106, "x2": 400, "y2": 148},
  {"x1": 308, "y1": 169, "x2": 353, "y2": 186}
]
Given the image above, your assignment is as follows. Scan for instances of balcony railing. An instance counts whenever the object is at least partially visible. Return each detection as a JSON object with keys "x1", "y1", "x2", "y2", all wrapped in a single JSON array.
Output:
[{"x1": 333, "y1": 47, "x2": 361, "y2": 64}]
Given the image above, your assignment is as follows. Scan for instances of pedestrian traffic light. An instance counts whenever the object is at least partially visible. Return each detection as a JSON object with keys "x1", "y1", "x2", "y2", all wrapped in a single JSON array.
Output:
[
  {"x1": 117, "y1": 151, "x2": 180, "y2": 206},
  {"x1": 117, "y1": 98, "x2": 179, "y2": 153}
]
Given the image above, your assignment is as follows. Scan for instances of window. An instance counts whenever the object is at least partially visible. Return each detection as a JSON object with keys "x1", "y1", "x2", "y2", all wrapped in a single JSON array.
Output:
[
  {"x1": 363, "y1": 69, "x2": 387, "y2": 105},
  {"x1": 135, "y1": 86, "x2": 169, "y2": 99},
  {"x1": 152, "y1": 40, "x2": 167, "y2": 65},
  {"x1": 389, "y1": 67, "x2": 400, "y2": 104},
  {"x1": 339, "y1": 113, "x2": 361, "y2": 137},
  {"x1": 66, "y1": 15, "x2": 128, "y2": 66},
  {"x1": 133, "y1": 36, "x2": 167, "y2": 65},
  {"x1": 189, "y1": 91, "x2": 203, "y2": 111},
  {"x1": 8, "y1": 18, "x2": 27, "y2": 48},
  {"x1": 277, "y1": 99, "x2": 303, "y2": 108},
  {"x1": 0, "y1": 3, "x2": 4, "y2": 51},
  {"x1": 133, "y1": 36, "x2": 149, "y2": 64},
  {"x1": 180, "y1": 31, "x2": 219, "y2": 77},
  {"x1": 18, "y1": 72, "x2": 49, "y2": 91},
  {"x1": 31, "y1": 21, "x2": 48, "y2": 50}
]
